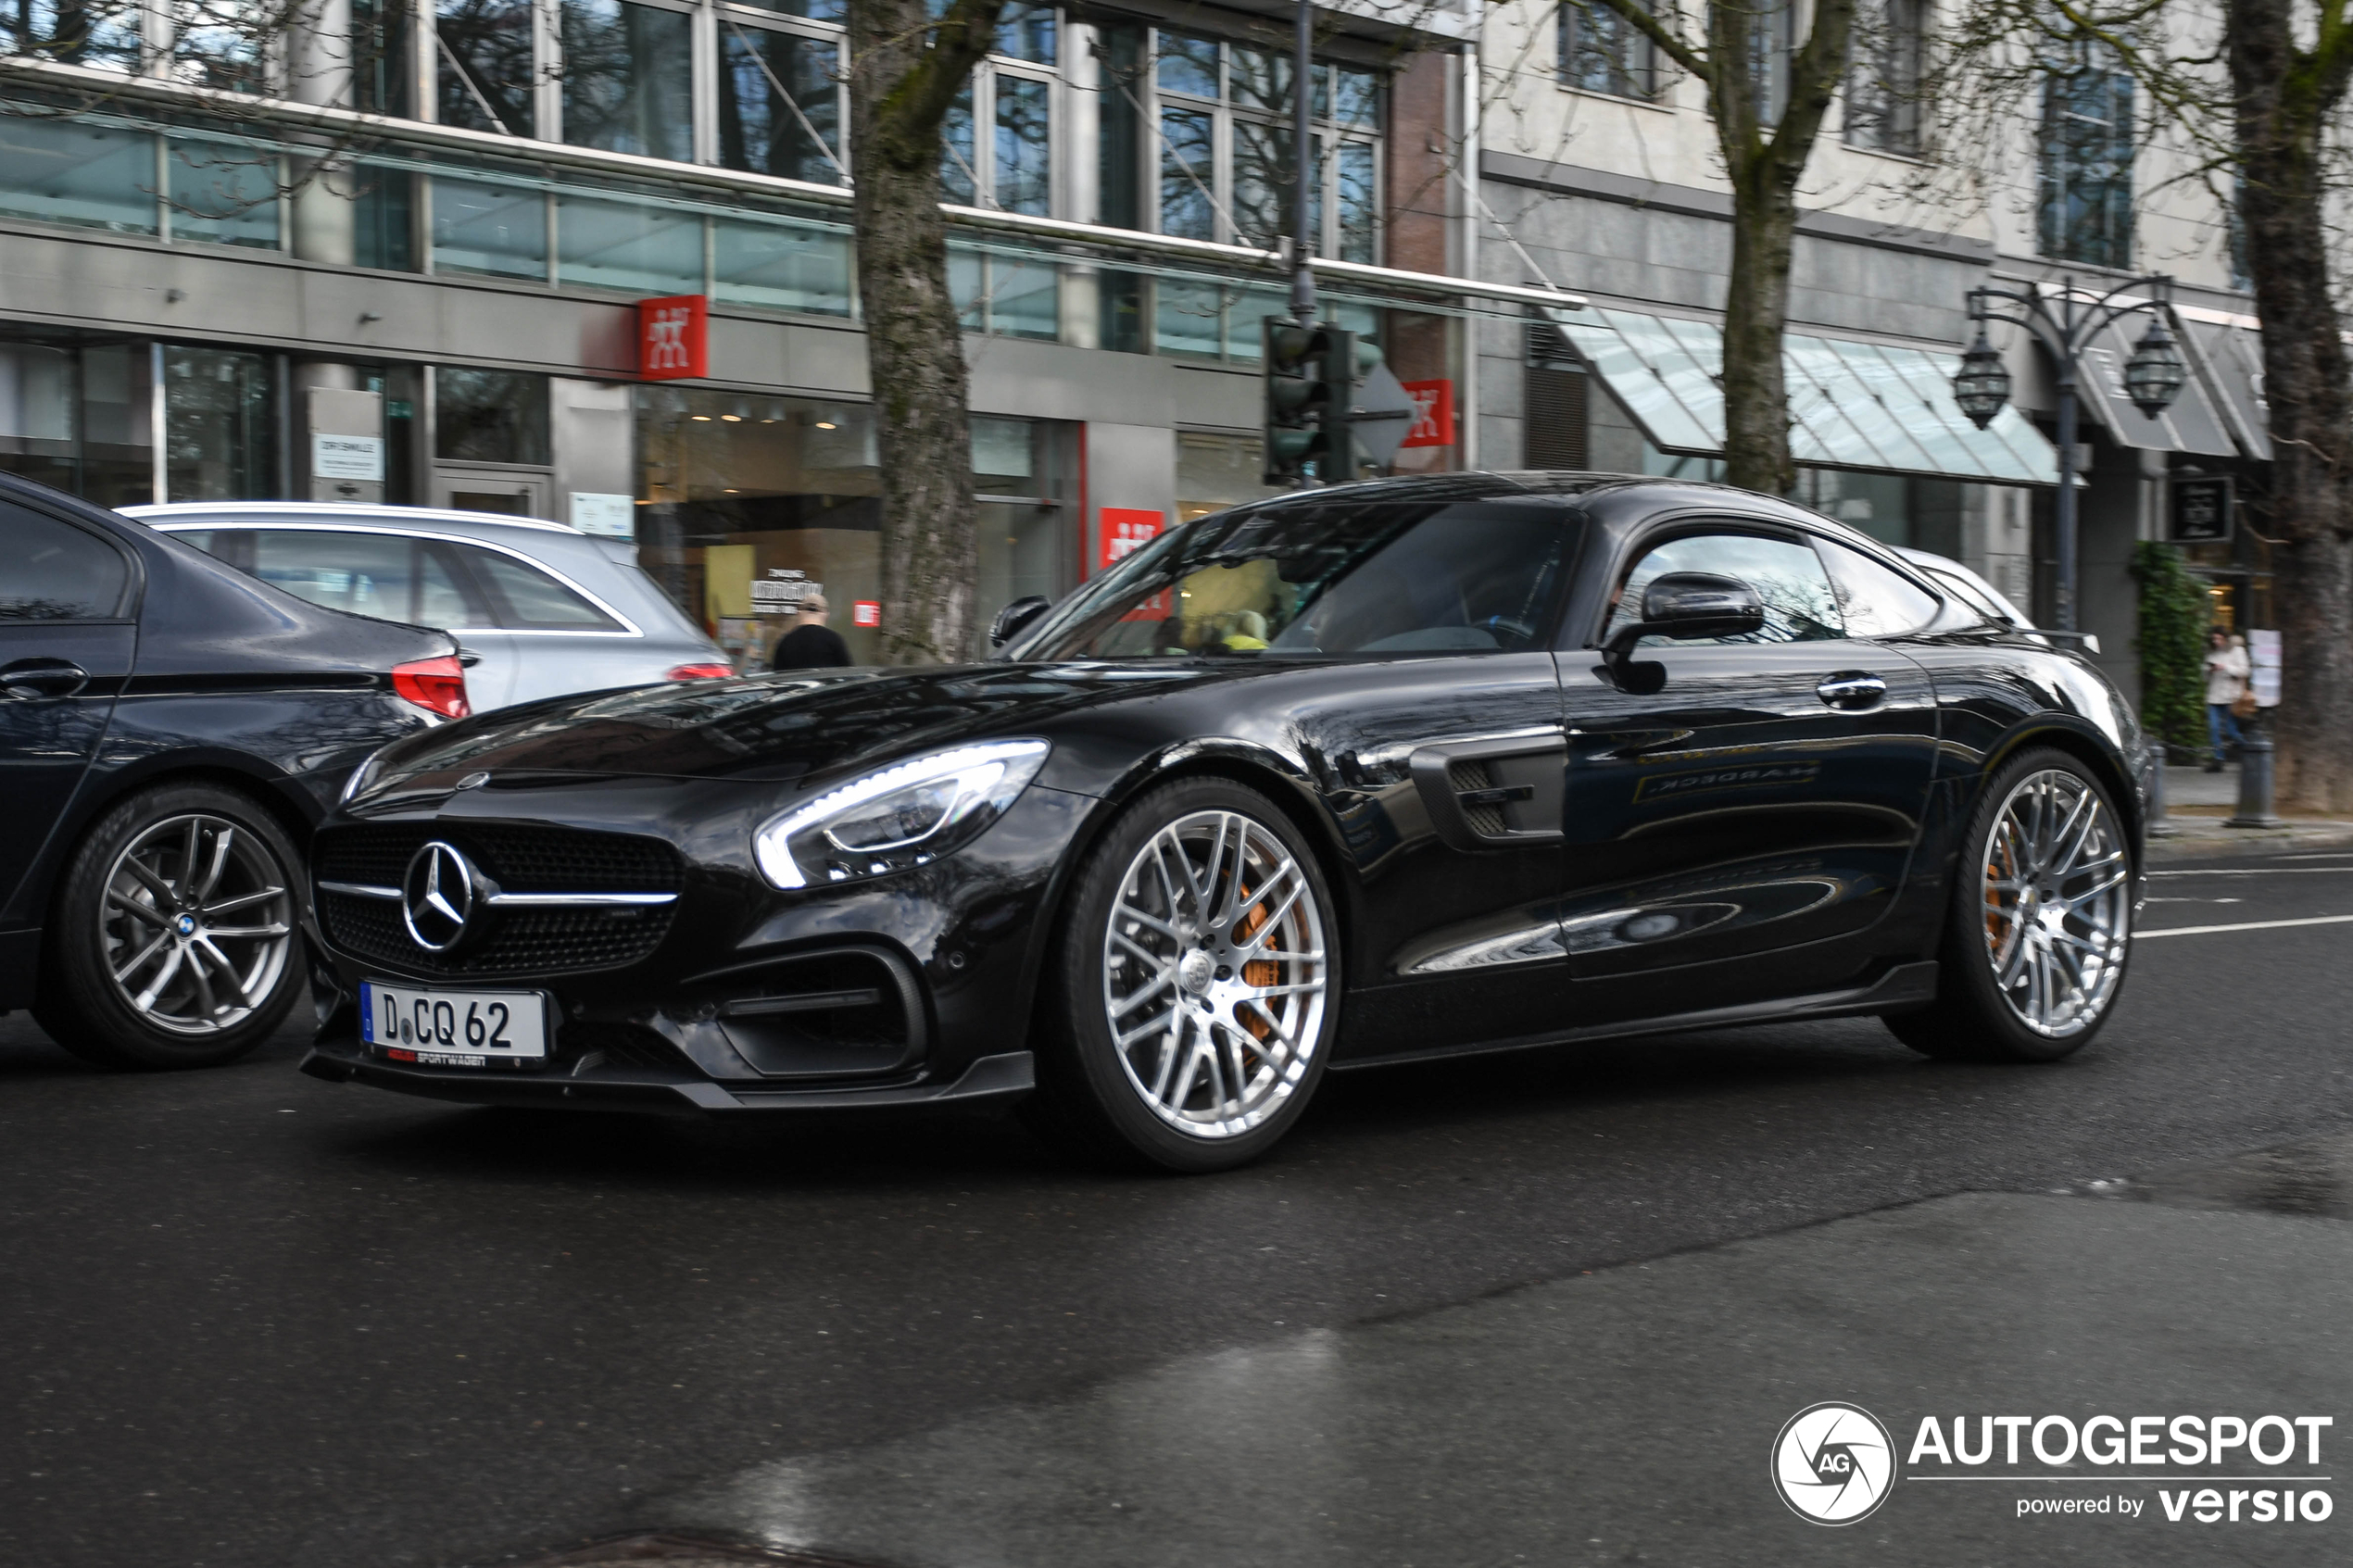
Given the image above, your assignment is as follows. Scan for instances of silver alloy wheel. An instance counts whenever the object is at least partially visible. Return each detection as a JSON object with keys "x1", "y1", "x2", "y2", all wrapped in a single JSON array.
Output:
[
  {"x1": 1980, "y1": 769, "x2": 2130, "y2": 1037},
  {"x1": 100, "y1": 813, "x2": 294, "y2": 1036},
  {"x1": 1102, "y1": 809, "x2": 1329, "y2": 1138}
]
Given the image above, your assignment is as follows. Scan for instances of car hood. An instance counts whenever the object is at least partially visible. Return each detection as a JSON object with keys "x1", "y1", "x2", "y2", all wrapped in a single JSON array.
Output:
[{"x1": 354, "y1": 662, "x2": 1230, "y2": 794}]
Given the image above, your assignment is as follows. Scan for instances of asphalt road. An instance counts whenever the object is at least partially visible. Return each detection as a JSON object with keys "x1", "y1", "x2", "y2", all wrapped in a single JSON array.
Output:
[{"x1": 6, "y1": 848, "x2": 2353, "y2": 1568}]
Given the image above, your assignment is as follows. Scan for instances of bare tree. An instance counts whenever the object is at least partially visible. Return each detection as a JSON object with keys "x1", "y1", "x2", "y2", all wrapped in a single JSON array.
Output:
[
  {"x1": 1918, "y1": 0, "x2": 2353, "y2": 809},
  {"x1": 1573, "y1": 0, "x2": 1864, "y2": 494},
  {"x1": 2224, "y1": 0, "x2": 2353, "y2": 809},
  {"x1": 846, "y1": 0, "x2": 1006, "y2": 665}
]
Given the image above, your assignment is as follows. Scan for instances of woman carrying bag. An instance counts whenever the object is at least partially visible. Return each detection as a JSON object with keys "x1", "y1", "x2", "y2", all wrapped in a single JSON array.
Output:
[{"x1": 2204, "y1": 628, "x2": 2252, "y2": 771}]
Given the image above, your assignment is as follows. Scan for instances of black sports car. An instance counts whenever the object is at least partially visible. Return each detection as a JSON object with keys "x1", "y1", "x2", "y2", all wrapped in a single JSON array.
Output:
[
  {"x1": 0, "y1": 473, "x2": 464, "y2": 1070},
  {"x1": 299, "y1": 475, "x2": 2147, "y2": 1171}
]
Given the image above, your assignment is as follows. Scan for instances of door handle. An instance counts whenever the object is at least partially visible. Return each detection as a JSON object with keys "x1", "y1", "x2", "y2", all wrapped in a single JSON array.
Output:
[
  {"x1": 0, "y1": 659, "x2": 90, "y2": 700},
  {"x1": 1818, "y1": 671, "x2": 1887, "y2": 711}
]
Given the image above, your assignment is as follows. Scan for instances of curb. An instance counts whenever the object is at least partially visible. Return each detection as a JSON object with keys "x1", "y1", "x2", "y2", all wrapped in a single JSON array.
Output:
[{"x1": 2145, "y1": 821, "x2": 2353, "y2": 862}]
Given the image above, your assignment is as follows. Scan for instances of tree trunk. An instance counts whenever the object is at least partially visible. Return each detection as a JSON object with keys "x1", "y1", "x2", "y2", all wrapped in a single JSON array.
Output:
[
  {"x1": 1720, "y1": 169, "x2": 1800, "y2": 495},
  {"x1": 2227, "y1": 0, "x2": 2353, "y2": 810},
  {"x1": 847, "y1": 0, "x2": 1000, "y2": 664}
]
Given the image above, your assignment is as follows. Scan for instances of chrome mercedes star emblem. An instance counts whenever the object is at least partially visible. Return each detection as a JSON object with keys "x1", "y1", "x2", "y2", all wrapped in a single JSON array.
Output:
[{"x1": 401, "y1": 840, "x2": 479, "y2": 952}]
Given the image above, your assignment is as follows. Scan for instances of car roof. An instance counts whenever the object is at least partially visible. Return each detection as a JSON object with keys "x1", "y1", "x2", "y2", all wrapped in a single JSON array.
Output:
[{"x1": 123, "y1": 501, "x2": 588, "y2": 537}]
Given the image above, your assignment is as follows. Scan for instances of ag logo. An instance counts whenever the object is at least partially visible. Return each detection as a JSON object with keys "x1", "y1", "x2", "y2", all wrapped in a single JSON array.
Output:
[{"x1": 1772, "y1": 1402, "x2": 1895, "y2": 1524}]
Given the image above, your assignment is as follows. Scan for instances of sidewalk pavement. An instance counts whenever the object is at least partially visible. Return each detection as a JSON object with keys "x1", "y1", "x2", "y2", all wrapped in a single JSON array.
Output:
[
  {"x1": 2152, "y1": 764, "x2": 2353, "y2": 861},
  {"x1": 540, "y1": 1135, "x2": 2353, "y2": 1568}
]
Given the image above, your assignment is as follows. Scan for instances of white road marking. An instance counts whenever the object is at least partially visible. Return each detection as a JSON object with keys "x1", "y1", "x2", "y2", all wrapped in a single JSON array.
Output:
[
  {"x1": 2137, "y1": 914, "x2": 2353, "y2": 939},
  {"x1": 2148, "y1": 866, "x2": 2353, "y2": 876},
  {"x1": 2276, "y1": 851, "x2": 2353, "y2": 860}
]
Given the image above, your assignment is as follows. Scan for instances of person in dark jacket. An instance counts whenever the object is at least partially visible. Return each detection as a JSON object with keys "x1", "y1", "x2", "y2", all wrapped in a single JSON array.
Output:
[{"x1": 770, "y1": 592, "x2": 853, "y2": 670}]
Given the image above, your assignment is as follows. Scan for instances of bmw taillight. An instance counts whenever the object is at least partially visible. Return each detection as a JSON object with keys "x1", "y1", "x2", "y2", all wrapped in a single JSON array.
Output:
[
  {"x1": 665, "y1": 661, "x2": 735, "y2": 681},
  {"x1": 391, "y1": 655, "x2": 472, "y2": 720}
]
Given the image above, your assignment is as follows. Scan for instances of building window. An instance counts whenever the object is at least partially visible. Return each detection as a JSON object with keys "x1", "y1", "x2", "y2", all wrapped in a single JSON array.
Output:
[
  {"x1": 939, "y1": 38, "x2": 1057, "y2": 213},
  {"x1": 559, "y1": 0, "x2": 695, "y2": 161},
  {"x1": 1136, "y1": 31, "x2": 1381, "y2": 261},
  {"x1": 1558, "y1": 1, "x2": 1655, "y2": 103},
  {"x1": 435, "y1": 367, "x2": 550, "y2": 466},
  {"x1": 436, "y1": 0, "x2": 538, "y2": 136},
  {"x1": 1744, "y1": 0, "x2": 1792, "y2": 123},
  {"x1": 164, "y1": 345, "x2": 275, "y2": 501},
  {"x1": 717, "y1": 16, "x2": 844, "y2": 184},
  {"x1": 2039, "y1": 59, "x2": 2133, "y2": 268},
  {"x1": 1845, "y1": 0, "x2": 1922, "y2": 156},
  {"x1": 0, "y1": 0, "x2": 142, "y2": 70}
]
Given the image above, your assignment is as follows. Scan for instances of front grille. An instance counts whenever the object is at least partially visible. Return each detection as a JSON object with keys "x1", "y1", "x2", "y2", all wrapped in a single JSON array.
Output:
[
  {"x1": 317, "y1": 822, "x2": 680, "y2": 894},
  {"x1": 315, "y1": 821, "x2": 683, "y2": 978}
]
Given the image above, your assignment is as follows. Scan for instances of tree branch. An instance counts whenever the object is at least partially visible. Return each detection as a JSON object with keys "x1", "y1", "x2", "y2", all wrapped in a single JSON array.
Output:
[
  {"x1": 1583, "y1": 0, "x2": 1716, "y2": 86},
  {"x1": 871, "y1": 0, "x2": 1007, "y2": 165}
]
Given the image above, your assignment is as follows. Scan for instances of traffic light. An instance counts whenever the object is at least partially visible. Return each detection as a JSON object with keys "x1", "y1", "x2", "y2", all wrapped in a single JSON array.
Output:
[{"x1": 1262, "y1": 316, "x2": 1357, "y2": 485}]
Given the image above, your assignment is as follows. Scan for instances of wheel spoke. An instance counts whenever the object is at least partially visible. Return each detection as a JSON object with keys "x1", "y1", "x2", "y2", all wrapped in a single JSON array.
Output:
[
  {"x1": 1110, "y1": 969, "x2": 1176, "y2": 1017},
  {"x1": 203, "y1": 922, "x2": 291, "y2": 943},
  {"x1": 111, "y1": 928, "x2": 173, "y2": 985},
  {"x1": 1110, "y1": 928, "x2": 1169, "y2": 971},
  {"x1": 105, "y1": 887, "x2": 171, "y2": 928},
  {"x1": 133, "y1": 946, "x2": 186, "y2": 1012},
  {"x1": 184, "y1": 942, "x2": 221, "y2": 1019},
  {"x1": 120, "y1": 854, "x2": 178, "y2": 904},
  {"x1": 1235, "y1": 877, "x2": 1306, "y2": 955},
  {"x1": 193, "y1": 824, "x2": 235, "y2": 901},
  {"x1": 194, "y1": 939, "x2": 254, "y2": 1010},
  {"x1": 200, "y1": 884, "x2": 284, "y2": 919}
]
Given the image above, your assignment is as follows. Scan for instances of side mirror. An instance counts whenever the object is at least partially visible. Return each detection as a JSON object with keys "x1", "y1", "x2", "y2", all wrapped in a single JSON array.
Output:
[
  {"x1": 1600, "y1": 571, "x2": 1766, "y2": 691},
  {"x1": 989, "y1": 595, "x2": 1052, "y2": 649}
]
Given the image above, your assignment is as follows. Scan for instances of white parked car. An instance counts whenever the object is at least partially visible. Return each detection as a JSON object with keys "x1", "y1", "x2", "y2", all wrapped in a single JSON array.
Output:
[
  {"x1": 128, "y1": 503, "x2": 731, "y2": 711},
  {"x1": 1894, "y1": 546, "x2": 2096, "y2": 653}
]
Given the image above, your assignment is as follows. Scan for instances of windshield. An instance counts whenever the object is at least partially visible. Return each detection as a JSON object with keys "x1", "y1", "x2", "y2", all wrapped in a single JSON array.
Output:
[{"x1": 1011, "y1": 498, "x2": 1578, "y2": 660}]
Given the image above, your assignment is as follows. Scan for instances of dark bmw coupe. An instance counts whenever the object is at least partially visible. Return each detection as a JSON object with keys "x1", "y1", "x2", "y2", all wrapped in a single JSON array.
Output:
[{"x1": 300, "y1": 475, "x2": 2147, "y2": 1170}]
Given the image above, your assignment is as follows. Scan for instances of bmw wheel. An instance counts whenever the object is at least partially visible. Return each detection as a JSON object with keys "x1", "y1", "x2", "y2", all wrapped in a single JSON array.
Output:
[
  {"x1": 1026, "y1": 777, "x2": 1339, "y2": 1172},
  {"x1": 36, "y1": 782, "x2": 305, "y2": 1070},
  {"x1": 1888, "y1": 748, "x2": 2132, "y2": 1062}
]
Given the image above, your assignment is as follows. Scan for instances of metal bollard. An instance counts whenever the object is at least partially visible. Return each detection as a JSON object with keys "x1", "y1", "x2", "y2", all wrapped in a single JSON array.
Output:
[
  {"x1": 2228, "y1": 713, "x2": 2284, "y2": 828},
  {"x1": 2146, "y1": 746, "x2": 2177, "y2": 836}
]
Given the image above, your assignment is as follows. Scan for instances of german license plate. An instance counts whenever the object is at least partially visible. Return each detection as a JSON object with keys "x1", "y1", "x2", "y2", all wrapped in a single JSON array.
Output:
[{"x1": 360, "y1": 981, "x2": 548, "y2": 1065}]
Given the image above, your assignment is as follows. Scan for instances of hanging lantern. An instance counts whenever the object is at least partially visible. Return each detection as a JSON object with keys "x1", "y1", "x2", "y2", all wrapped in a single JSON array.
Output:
[
  {"x1": 2124, "y1": 317, "x2": 2187, "y2": 418},
  {"x1": 1953, "y1": 331, "x2": 2012, "y2": 430}
]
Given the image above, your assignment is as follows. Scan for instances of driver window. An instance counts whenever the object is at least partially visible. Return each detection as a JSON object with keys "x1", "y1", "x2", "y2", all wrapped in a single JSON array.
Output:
[{"x1": 1604, "y1": 531, "x2": 1845, "y2": 646}]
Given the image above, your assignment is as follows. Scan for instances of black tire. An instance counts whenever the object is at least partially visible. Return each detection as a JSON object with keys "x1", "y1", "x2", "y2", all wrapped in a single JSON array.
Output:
[
  {"x1": 34, "y1": 781, "x2": 307, "y2": 1071},
  {"x1": 1887, "y1": 747, "x2": 2133, "y2": 1063},
  {"x1": 1023, "y1": 776, "x2": 1341, "y2": 1173}
]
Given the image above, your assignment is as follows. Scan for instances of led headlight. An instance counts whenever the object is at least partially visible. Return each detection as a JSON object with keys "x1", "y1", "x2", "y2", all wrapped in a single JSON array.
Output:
[{"x1": 752, "y1": 739, "x2": 1051, "y2": 890}]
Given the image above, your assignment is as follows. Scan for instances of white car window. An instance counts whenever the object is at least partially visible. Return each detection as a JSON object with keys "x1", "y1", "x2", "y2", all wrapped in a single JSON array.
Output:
[
  {"x1": 459, "y1": 546, "x2": 622, "y2": 632},
  {"x1": 1813, "y1": 537, "x2": 1942, "y2": 638}
]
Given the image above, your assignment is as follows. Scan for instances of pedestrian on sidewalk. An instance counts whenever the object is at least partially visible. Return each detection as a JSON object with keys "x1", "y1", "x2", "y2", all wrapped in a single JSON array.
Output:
[
  {"x1": 2203, "y1": 626, "x2": 2250, "y2": 771},
  {"x1": 771, "y1": 592, "x2": 852, "y2": 670}
]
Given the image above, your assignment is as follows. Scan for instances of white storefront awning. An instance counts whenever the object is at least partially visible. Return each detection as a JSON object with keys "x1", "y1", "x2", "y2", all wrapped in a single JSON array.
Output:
[{"x1": 1542, "y1": 306, "x2": 2060, "y2": 486}]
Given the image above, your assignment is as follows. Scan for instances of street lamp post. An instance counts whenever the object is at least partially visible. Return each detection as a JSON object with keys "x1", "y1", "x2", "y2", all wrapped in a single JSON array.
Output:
[{"x1": 1952, "y1": 273, "x2": 2188, "y2": 633}]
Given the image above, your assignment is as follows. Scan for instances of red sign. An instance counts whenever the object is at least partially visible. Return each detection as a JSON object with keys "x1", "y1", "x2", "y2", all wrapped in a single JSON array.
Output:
[
  {"x1": 850, "y1": 599, "x2": 881, "y2": 628},
  {"x1": 1099, "y1": 507, "x2": 1164, "y2": 574},
  {"x1": 1402, "y1": 379, "x2": 1456, "y2": 448},
  {"x1": 638, "y1": 295, "x2": 709, "y2": 381}
]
